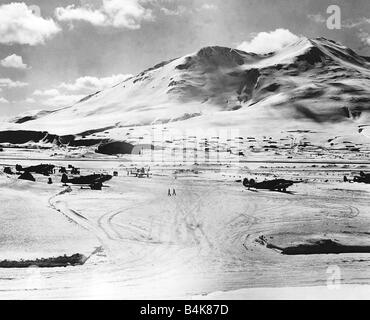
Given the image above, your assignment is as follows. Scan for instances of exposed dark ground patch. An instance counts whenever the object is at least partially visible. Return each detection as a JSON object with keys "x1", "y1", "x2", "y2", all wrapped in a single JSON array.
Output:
[
  {"x1": 0, "y1": 253, "x2": 87, "y2": 268},
  {"x1": 96, "y1": 141, "x2": 134, "y2": 155},
  {"x1": 266, "y1": 239, "x2": 370, "y2": 255}
]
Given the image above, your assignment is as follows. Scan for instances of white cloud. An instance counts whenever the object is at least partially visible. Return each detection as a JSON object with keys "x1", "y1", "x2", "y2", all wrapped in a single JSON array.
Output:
[
  {"x1": 32, "y1": 87, "x2": 82, "y2": 107},
  {"x1": 33, "y1": 89, "x2": 61, "y2": 96},
  {"x1": 161, "y1": 6, "x2": 187, "y2": 16},
  {"x1": 358, "y1": 31, "x2": 370, "y2": 46},
  {"x1": 25, "y1": 98, "x2": 36, "y2": 103},
  {"x1": 42, "y1": 94, "x2": 85, "y2": 107},
  {"x1": 55, "y1": 0, "x2": 154, "y2": 29},
  {"x1": 343, "y1": 17, "x2": 370, "y2": 29},
  {"x1": 32, "y1": 73, "x2": 132, "y2": 108},
  {"x1": 237, "y1": 29, "x2": 300, "y2": 54},
  {"x1": 200, "y1": 4, "x2": 218, "y2": 11},
  {"x1": 309, "y1": 13, "x2": 370, "y2": 29},
  {"x1": 159, "y1": 2, "x2": 217, "y2": 16},
  {"x1": 12, "y1": 97, "x2": 36, "y2": 104},
  {"x1": 307, "y1": 14, "x2": 326, "y2": 24},
  {"x1": 0, "y1": 97, "x2": 9, "y2": 104},
  {"x1": 0, "y1": 78, "x2": 28, "y2": 88},
  {"x1": 54, "y1": 5, "x2": 106, "y2": 26},
  {"x1": 1, "y1": 54, "x2": 29, "y2": 69},
  {"x1": 0, "y1": 2, "x2": 61, "y2": 45},
  {"x1": 59, "y1": 74, "x2": 132, "y2": 92}
]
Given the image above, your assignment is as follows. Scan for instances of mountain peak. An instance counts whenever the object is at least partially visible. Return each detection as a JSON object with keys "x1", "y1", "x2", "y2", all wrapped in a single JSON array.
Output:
[
  {"x1": 194, "y1": 45, "x2": 252, "y2": 67},
  {"x1": 310, "y1": 37, "x2": 370, "y2": 67},
  {"x1": 196, "y1": 45, "x2": 252, "y2": 57},
  {"x1": 3, "y1": 36, "x2": 369, "y2": 143}
]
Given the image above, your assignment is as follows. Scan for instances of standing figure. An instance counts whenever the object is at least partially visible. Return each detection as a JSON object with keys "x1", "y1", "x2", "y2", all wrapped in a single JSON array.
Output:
[
  {"x1": 168, "y1": 188, "x2": 171, "y2": 197},
  {"x1": 172, "y1": 188, "x2": 176, "y2": 196},
  {"x1": 61, "y1": 173, "x2": 68, "y2": 186}
]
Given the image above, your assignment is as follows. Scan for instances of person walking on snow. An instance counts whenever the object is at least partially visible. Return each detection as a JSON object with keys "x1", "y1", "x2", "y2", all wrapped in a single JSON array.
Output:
[
  {"x1": 172, "y1": 188, "x2": 176, "y2": 196},
  {"x1": 168, "y1": 188, "x2": 171, "y2": 196}
]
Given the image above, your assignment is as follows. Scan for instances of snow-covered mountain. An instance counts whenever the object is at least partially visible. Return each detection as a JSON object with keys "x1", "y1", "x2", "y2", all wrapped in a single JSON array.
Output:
[{"x1": 2, "y1": 37, "x2": 370, "y2": 150}]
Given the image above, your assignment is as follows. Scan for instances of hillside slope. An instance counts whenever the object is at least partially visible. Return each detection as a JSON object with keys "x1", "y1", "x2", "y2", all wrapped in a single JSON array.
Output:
[{"x1": 1, "y1": 37, "x2": 370, "y2": 152}]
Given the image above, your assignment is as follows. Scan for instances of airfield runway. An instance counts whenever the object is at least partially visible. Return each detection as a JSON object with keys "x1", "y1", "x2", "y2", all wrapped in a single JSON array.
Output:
[{"x1": 0, "y1": 164, "x2": 370, "y2": 299}]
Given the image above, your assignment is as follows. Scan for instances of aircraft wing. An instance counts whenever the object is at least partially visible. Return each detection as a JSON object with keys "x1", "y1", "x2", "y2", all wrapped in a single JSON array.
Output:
[{"x1": 272, "y1": 182, "x2": 293, "y2": 190}]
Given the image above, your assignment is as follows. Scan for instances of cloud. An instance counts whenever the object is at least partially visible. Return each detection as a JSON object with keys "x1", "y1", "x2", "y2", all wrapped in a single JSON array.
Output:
[
  {"x1": 0, "y1": 2, "x2": 61, "y2": 45},
  {"x1": 358, "y1": 31, "x2": 370, "y2": 46},
  {"x1": 160, "y1": 6, "x2": 187, "y2": 16},
  {"x1": 25, "y1": 98, "x2": 36, "y2": 103},
  {"x1": 0, "y1": 78, "x2": 28, "y2": 89},
  {"x1": 307, "y1": 14, "x2": 326, "y2": 24},
  {"x1": 200, "y1": 4, "x2": 218, "y2": 11},
  {"x1": 343, "y1": 17, "x2": 370, "y2": 29},
  {"x1": 32, "y1": 88, "x2": 82, "y2": 107},
  {"x1": 33, "y1": 89, "x2": 61, "y2": 96},
  {"x1": 12, "y1": 97, "x2": 36, "y2": 104},
  {"x1": 308, "y1": 13, "x2": 370, "y2": 29},
  {"x1": 42, "y1": 94, "x2": 85, "y2": 107},
  {"x1": 159, "y1": 2, "x2": 217, "y2": 16},
  {"x1": 58, "y1": 74, "x2": 132, "y2": 92},
  {"x1": 0, "y1": 54, "x2": 29, "y2": 69},
  {"x1": 55, "y1": 0, "x2": 154, "y2": 29},
  {"x1": 0, "y1": 97, "x2": 9, "y2": 104},
  {"x1": 237, "y1": 29, "x2": 300, "y2": 54},
  {"x1": 54, "y1": 5, "x2": 106, "y2": 26},
  {"x1": 32, "y1": 73, "x2": 132, "y2": 108}
]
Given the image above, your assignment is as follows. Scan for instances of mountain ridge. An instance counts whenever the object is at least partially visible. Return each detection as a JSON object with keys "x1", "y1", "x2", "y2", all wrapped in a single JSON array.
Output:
[{"x1": 1, "y1": 36, "x2": 370, "y2": 151}]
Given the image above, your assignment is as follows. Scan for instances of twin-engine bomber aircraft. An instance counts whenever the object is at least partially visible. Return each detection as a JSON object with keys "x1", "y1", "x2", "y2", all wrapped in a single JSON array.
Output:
[
  {"x1": 243, "y1": 178, "x2": 297, "y2": 192},
  {"x1": 63, "y1": 173, "x2": 113, "y2": 190}
]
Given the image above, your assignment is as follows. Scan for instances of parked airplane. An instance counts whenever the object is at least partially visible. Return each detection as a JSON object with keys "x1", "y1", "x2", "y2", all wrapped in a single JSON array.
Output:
[
  {"x1": 243, "y1": 178, "x2": 297, "y2": 192},
  {"x1": 17, "y1": 164, "x2": 55, "y2": 175},
  {"x1": 65, "y1": 174, "x2": 113, "y2": 190},
  {"x1": 353, "y1": 171, "x2": 370, "y2": 184}
]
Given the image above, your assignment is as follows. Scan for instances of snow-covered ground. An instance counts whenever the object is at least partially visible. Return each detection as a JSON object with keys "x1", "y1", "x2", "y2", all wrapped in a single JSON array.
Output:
[
  {"x1": 195, "y1": 285, "x2": 370, "y2": 300},
  {"x1": 0, "y1": 174, "x2": 97, "y2": 261},
  {"x1": 0, "y1": 159, "x2": 369, "y2": 299}
]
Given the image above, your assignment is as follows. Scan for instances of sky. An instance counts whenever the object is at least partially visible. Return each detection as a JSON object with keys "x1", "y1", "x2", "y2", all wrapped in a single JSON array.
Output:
[{"x1": 0, "y1": 0, "x2": 369, "y2": 117}]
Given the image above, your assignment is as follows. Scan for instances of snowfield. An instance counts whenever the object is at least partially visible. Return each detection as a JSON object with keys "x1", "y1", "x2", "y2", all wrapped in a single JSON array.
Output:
[
  {"x1": 0, "y1": 174, "x2": 97, "y2": 261},
  {"x1": 0, "y1": 161, "x2": 369, "y2": 299}
]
